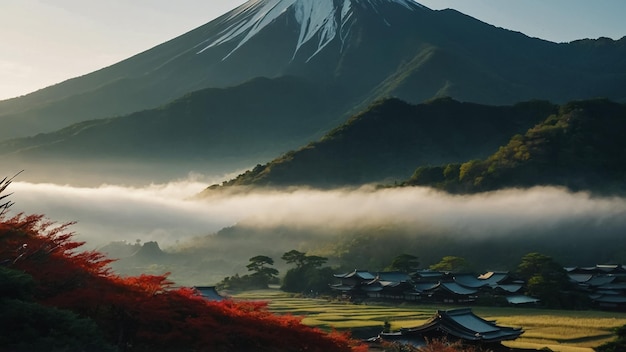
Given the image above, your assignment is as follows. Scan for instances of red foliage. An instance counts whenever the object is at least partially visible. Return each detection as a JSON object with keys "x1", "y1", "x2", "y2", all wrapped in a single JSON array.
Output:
[{"x1": 1, "y1": 213, "x2": 366, "y2": 351}]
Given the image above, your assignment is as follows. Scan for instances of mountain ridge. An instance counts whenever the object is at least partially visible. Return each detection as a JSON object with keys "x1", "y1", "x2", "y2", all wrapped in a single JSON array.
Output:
[
  {"x1": 200, "y1": 97, "x2": 626, "y2": 195},
  {"x1": 201, "y1": 97, "x2": 557, "y2": 190},
  {"x1": 1, "y1": 0, "x2": 625, "y2": 141},
  {"x1": 0, "y1": 76, "x2": 348, "y2": 185}
]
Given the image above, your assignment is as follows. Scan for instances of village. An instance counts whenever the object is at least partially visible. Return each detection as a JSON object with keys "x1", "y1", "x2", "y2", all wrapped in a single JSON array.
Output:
[
  {"x1": 195, "y1": 261, "x2": 626, "y2": 349},
  {"x1": 330, "y1": 265, "x2": 626, "y2": 311},
  {"x1": 327, "y1": 265, "x2": 626, "y2": 349}
]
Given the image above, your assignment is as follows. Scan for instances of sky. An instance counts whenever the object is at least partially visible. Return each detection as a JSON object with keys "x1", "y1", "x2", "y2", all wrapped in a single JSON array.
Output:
[{"x1": 1, "y1": 0, "x2": 625, "y2": 101}]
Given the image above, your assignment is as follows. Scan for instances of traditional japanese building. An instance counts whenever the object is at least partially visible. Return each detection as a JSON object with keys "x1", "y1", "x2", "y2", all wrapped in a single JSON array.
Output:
[
  {"x1": 194, "y1": 286, "x2": 225, "y2": 301},
  {"x1": 566, "y1": 265, "x2": 626, "y2": 310},
  {"x1": 331, "y1": 270, "x2": 418, "y2": 300},
  {"x1": 332, "y1": 269, "x2": 534, "y2": 304},
  {"x1": 331, "y1": 270, "x2": 377, "y2": 298},
  {"x1": 377, "y1": 308, "x2": 523, "y2": 347},
  {"x1": 416, "y1": 282, "x2": 478, "y2": 304}
]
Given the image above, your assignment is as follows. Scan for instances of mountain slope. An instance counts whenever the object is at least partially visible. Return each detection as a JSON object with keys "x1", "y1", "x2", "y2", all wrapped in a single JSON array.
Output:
[
  {"x1": 405, "y1": 99, "x2": 626, "y2": 194},
  {"x1": 0, "y1": 76, "x2": 346, "y2": 185},
  {"x1": 203, "y1": 98, "x2": 556, "y2": 189},
  {"x1": 0, "y1": 0, "x2": 430, "y2": 140},
  {"x1": 1, "y1": 0, "x2": 625, "y2": 142}
]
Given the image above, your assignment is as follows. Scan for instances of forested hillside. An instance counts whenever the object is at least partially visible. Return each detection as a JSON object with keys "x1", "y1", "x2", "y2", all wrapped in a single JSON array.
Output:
[
  {"x1": 406, "y1": 99, "x2": 626, "y2": 194},
  {"x1": 207, "y1": 98, "x2": 556, "y2": 189}
]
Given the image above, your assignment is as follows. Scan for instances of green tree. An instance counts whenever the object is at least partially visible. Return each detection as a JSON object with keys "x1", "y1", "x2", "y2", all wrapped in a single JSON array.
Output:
[
  {"x1": 304, "y1": 255, "x2": 328, "y2": 268},
  {"x1": 459, "y1": 160, "x2": 480, "y2": 181},
  {"x1": 429, "y1": 256, "x2": 470, "y2": 272},
  {"x1": 281, "y1": 250, "x2": 327, "y2": 269},
  {"x1": 217, "y1": 256, "x2": 280, "y2": 291},
  {"x1": 386, "y1": 254, "x2": 420, "y2": 272},
  {"x1": 516, "y1": 252, "x2": 570, "y2": 307},
  {"x1": 443, "y1": 164, "x2": 461, "y2": 180},
  {"x1": 282, "y1": 250, "x2": 308, "y2": 268},
  {"x1": 281, "y1": 250, "x2": 331, "y2": 294},
  {"x1": 247, "y1": 255, "x2": 279, "y2": 286}
]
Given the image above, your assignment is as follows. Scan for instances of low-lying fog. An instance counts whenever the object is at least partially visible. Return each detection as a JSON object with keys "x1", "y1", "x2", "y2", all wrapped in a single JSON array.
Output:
[
  {"x1": 6, "y1": 174, "x2": 626, "y2": 284},
  {"x1": 7, "y1": 176, "x2": 626, "y2": 246}
]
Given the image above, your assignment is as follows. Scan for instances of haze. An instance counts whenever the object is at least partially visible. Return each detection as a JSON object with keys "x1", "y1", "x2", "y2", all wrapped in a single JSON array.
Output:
[{"x1": 8, "y1": 178, "x2": 626, "y2": 249}]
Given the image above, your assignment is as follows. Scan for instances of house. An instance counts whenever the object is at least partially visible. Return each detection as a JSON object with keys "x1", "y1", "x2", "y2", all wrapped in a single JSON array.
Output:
[
  {"x1": 416, "y1": 282, "x2": 478, "y2": 304},
  {"x1": 377, "y1": 308, "x2": 523, "y2": 347},
  {"x1": 193, "y1": 286, "x2": 225, "y2": 301},
  {"x1": 333, "y1": 270, "x2": 377, "y2": 287},
  {"x1": 332, "y1": 269, "x2": 532, "y2": 305},
  {"x1": 363, "y1": 272, "x2": 419, "y2": 301},
  {"x1": 331, "y1": 270, "x2": 377, "y2": 298},
  {"x1": 332, "y1": 270, "x2": 418, "y2": 300},
  {"x1": 566, "y1": 265, "x2": 626, "y2": 310}
]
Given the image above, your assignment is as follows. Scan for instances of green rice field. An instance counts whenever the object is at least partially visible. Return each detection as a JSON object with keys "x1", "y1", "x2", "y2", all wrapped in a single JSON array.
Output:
[{"x1": 233, "y1": 290, "x2": 626, "y2": 352}]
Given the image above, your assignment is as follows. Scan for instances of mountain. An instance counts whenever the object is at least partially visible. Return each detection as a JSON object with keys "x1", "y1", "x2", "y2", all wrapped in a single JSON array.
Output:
[
  {"x1": 1, "y1": 0, "x2": 625, "y2": 183},
  {"x1": 405, "y1": 99, "x2": 626, "y2": 194},
  {"x1": 0, "y1": 76, "x2": 347, "y2": 184},
  {"x1": 203, "y1": 98, "x2": 626, "y2": 194},
  {"x1": 2, "y1": 0, "x2": 625, "y2": 140},
  {"x1": 202, "y1": 97, "x2": 556, "y2": 189},
  {"x1": 0, "y1": 0, "x2": 432, "y2": 139}
]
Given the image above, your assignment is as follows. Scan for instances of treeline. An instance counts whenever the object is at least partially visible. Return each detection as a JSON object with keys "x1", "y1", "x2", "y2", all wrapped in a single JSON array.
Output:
[
  {"x1": 217, "y1": 250, "x2": 335, "y2": 295},
  {"x1": 216, "y1": 249, "x2": 588, "y2": 310}
]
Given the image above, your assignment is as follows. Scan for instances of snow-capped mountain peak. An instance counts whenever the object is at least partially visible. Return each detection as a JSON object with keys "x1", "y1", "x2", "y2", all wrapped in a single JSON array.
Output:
[{"x1": 196, "y1": 0, "x2": 425, "y2": 61}]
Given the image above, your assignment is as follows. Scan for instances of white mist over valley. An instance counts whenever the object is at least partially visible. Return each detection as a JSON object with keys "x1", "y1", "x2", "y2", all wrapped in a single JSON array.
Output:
[{"x1": 9, "y1": 177, "x2": 626, "y2": 256}]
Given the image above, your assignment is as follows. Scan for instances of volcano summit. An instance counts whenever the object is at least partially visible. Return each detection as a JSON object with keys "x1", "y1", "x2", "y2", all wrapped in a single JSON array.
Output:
[{"x1": 198, "y1": 0, "x2": 426, "y2": 61}]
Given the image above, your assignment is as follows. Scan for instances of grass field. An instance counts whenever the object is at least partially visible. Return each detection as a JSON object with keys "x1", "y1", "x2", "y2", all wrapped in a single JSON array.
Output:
[{"x1": 233, "y1": 290, "x2": 626, "y2": 352}]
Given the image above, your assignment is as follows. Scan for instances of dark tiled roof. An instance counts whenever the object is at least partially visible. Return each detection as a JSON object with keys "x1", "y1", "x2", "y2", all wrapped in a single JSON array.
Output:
[
  {"x1": 377, "y1": 271, "x2": 412, "y2": 282},
  {"x1": 440, "y1": 282, "x2": 478, "y2": 295},
  {"x1": 334, "y1": 270, "x2": 376, "y2": 280},
  {"x1": 568, "y1": 273, "x2": 594, "y2": 283},
  {"x1": 494, "y1": 284, "x2": 524, "y2": 293},
  {"x1": 453, "y1": 274, "x2": 489, "y2": 289},
  {"x1": 194, "y1": 286, "x2": 224, "y2": 301},
  {"x1": 586, "y1": 276, "x2": 616, "y2": 287},
  {"x1": 380, "y1": 308, "x2": 523, "y2": 343}
]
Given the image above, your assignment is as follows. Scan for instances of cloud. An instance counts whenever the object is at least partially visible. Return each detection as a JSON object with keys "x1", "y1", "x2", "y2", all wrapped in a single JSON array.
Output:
[
  {"x1": 6, "y1": 177, "x2": 626, "y2": 252},
  {"x1": 204, "y1": 185, "x2": 626, "y2": 236},
  {"x1": 8, "y1": 178, "x2": 235, "y2": 247}
]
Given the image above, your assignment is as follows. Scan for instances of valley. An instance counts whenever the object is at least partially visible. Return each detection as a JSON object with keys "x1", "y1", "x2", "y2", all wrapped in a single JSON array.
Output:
[{"x1": 1, "y1": 0, "x2": 625, "y2": 351}]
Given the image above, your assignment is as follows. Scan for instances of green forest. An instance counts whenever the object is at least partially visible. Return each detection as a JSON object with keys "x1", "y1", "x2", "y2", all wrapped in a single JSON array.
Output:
[{"x1": 406, "y1": 99, "x2": 626, "y2": 194}]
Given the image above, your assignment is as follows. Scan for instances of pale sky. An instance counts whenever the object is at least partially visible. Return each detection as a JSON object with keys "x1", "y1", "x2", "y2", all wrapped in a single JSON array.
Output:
[{"x1": 1, "y1": 0, "x2": 625, "y2": 101}]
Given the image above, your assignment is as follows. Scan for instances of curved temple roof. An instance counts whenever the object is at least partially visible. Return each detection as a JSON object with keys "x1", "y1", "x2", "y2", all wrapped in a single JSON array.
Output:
[{"x1": 380, "y1": 308, "x2": 523, "y2": 344}]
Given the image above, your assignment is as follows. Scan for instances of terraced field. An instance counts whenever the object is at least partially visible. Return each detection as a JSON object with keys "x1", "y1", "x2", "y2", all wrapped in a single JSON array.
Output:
[{"x1": 233, "y1": 290, "x2": 626, "y2": 352}]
